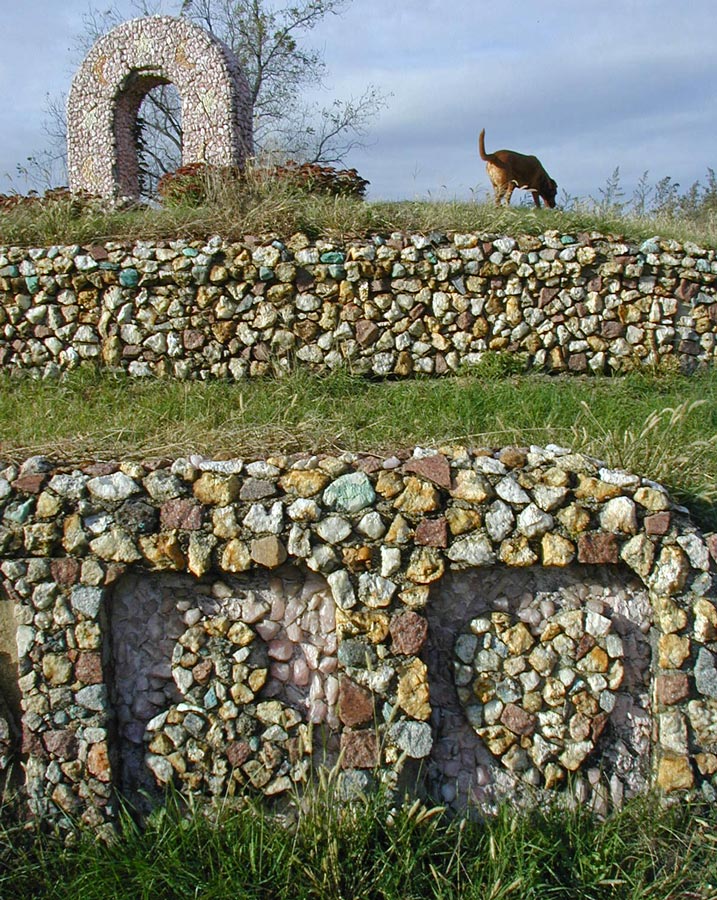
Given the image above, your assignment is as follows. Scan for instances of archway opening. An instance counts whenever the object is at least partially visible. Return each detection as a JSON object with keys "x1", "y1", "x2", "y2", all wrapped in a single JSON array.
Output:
[{"x1": 114, "y1": 73, "x2": 182, "y2": 201}]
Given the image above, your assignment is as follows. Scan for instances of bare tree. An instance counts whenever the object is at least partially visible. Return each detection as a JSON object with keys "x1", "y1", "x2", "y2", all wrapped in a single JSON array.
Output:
[{"x1": 19, "y1": 0, "x2": 387, "y2": 193}]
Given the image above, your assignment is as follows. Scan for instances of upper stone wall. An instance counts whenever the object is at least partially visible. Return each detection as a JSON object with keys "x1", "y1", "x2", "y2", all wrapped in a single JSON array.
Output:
[{"x1": 0, "y1": 231, "x2": 715, "y2": 380}]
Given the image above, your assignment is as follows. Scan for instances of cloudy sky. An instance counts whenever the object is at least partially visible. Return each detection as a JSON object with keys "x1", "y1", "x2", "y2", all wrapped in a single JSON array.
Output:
[{"x1": 1, "y1": 0, "x2": 715, "y2": 205}]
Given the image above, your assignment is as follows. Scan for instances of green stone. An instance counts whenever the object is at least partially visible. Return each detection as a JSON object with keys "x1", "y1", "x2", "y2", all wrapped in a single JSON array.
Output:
[
  {"x1": 0, "y1": 265, "x2": 19, "y2": 278},
  {"x1": 119, "y1": 268, "x2": 140, "y2": 288},
  {"x1": 259, "y1": 266, "x2": 275, "y2": 282},
  {"x1": 320, "y1": 251, "x2": 345, "y2": 265},
  {"x1": 182, "y1": 247, "x2": 199, "y2": 257},
  {"x1": 191, "y1": 265, "x2": 210, "y2": 285},
  {"x1": 328, "y1": 265, "x2": 346, "y2": 279},
  {"x1": 323, "y1": 472, "x2": 375, "y2": 513},
  {"x1": 25, "y1": 276, "x2": 40, "y2": 294}
]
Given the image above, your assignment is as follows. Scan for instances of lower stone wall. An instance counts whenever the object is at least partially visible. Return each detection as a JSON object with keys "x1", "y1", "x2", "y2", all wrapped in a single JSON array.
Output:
[
  {"x1": 0, "y1": 444, "x2": 716, "y2": 826},
  {"x1": 0, "y1": 231, "x2": 716, "y2": 380}
]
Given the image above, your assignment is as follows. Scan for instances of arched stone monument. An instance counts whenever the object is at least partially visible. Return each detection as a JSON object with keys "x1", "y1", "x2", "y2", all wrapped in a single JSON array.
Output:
[{"x1": 67, "y1": 16, "x2": 254, "y2": 200}]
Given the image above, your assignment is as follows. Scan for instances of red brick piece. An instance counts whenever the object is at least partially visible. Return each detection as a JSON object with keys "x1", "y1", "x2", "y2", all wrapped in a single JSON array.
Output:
[
  {"x1": 43, "y1": 729, "x2": 78, "y2": 759},
  {"x1": 160, "y1": 498, "x2": 203, "y2": 530},
  {"x1": 338, "y1": 678, "x2": 374, "y2": 727},
  {"x1": 340, "y1": 730, "x2": 379, "y2": 769},
  {"x1": 389, "y1": 610, "x2": 429, "y2": 656},
  {"x1": 403, "y1": 455, "x2": 452, "y2": 490},
  {"x1": 50, "y1": 558, "x2": 81, "y2": 585},
  {"x1": 577, "y1": 533, "x2": 619, "y2": 564},
  {"x1": 415, "y1": 518, "x2": 449, "y2": 548},
  {"x1": 655, "y1": 673, "x2": 690, "y2": 706},
  {"x1": 500, "y1": 703, "x2": 536, "y2": 737},
  {"x1": 645, "y1": 512, "x2": 671, "y2": 536},
  {"x1": 75, "y1": 652, "x2": 103, "y2": 685},
  {"x1": 226, "y1": 740, "x2": 252, "y2": 768}
]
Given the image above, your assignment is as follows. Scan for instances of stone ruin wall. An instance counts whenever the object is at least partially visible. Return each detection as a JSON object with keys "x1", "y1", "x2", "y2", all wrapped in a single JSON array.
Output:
[
  {"x1": 0, "y1": 231, "x2": 715, "y2": 381},
  {"x1": 66, "y1": 16, "x2": 253, "y2": 200},
  {"x1": 0, "y1": 443, "x2": 716, "y2": 829}
]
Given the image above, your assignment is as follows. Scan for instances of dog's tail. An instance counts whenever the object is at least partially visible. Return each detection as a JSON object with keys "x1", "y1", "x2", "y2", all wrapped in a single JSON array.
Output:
[{"x1": 478, "y1": 128, "x2": 491, "y2": 161}]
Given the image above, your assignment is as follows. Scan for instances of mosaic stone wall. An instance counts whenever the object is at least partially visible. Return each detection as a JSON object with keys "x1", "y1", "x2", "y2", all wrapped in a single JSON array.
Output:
[
  {"x1": 0, "y1": 231, "x2": 715, "y2": 380},
  {"x1": 0, "y1": 444, "x2": 715, "y2": 827},
  {"x1": 66, "y1": 17, "x2": 253, "y2": 200}
]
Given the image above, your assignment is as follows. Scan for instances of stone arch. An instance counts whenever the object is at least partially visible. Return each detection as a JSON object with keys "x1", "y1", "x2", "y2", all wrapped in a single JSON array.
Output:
[{"x1": 66, "y1": 16, "x2": 253, "y2": 200}]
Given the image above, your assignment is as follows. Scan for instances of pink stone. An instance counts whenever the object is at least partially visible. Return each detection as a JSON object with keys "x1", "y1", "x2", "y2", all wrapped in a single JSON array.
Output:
[
  {"x1": 286, "y1": 623, "x2": 303, "y2": 643},
  {"x1": 284, "y1": 597, "x2": 306, "y2": 626},
  {"x1": 292, "y1": 658, "x2": 310, "y2": 687},
  {"x1": 301, "y1": 643, "x2": 320, "y2": 669},
  {"x1": 256, "y1": 621, "x2": 280, "y2": 641},
  {"x1": 325, "y1": 675, "x2": 339, "y2": 707},
  {"x1": 270, "y1": 663, "x2": 290, "y2": 682},
  {"x1": 309, "y1": 673, "x2": 324, "y2": 701},
  {"x1": 270, "y1": 598, "x2": 285, "y2": 621},
  {"x1": 268, "y1": 639, "x2": 294, "y2": 661},
  {"x1": 319, "y1": 657, "x2": 337, "y2": 675},
  {"x1": 319, "y1": 597, "x2": 336, "y2": 632},
  {"x1": 309, "y1": 700, "x2": 328, "y2": 723}
]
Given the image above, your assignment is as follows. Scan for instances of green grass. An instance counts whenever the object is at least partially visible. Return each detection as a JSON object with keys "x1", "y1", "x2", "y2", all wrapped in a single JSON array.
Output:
[
  {"x1": 1, "y1": 787, "x2": 716, "y2": 899},
  {"x1": 1, "y1": 364, "x2": 715, "y2": 528}
]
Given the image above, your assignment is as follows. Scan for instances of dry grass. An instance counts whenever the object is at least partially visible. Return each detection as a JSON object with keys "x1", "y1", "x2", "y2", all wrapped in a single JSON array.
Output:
[{"x1": 1, "y1": 166, "x2": 716, "y2": 248}]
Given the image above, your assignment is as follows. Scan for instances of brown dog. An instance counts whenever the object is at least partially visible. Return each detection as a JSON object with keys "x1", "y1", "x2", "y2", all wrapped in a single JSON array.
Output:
[{"x1": 479, "y1": 128, "x2": 557, "y2": 208}]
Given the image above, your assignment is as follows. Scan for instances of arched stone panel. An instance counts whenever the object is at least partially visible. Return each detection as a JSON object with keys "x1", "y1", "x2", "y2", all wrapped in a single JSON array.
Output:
[
  {"x1": 1, "y1": 446, "x2": 715, "y2": 826},
  {"x1": 66, "y1": 16, "x2": 254, "y2": 200}
]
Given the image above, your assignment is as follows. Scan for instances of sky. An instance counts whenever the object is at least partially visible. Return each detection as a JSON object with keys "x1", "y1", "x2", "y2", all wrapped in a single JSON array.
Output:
[{"x1": 0, "y1": 0, "x2": 715, "y2": 205}]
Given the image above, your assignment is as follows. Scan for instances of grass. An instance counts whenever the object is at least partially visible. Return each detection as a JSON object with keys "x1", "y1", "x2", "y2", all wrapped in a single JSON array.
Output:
[
  {"x1": 1, "y1": 785, "x2": 716, "y2": 899},
  {"x1": 1, "y1": 169, "x2": 716, "y2": 248},
  {"x1": 0, "y1": 363, "x2": 715, "y2": 528}
]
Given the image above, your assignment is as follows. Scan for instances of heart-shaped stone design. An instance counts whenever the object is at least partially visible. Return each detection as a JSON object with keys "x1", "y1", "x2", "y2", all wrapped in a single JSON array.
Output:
[{"x1": 454, "y1": 605, "x2": 625, "y2": 788}]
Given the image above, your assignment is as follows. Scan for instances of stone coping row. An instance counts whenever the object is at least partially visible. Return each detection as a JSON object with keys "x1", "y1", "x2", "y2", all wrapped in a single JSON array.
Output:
[
  {"x1": 0, "y1": 230, "x2": 715, "y2": 381},
  {"x1": 0, "y1": 443, "x2": 715, "y2": 826}
]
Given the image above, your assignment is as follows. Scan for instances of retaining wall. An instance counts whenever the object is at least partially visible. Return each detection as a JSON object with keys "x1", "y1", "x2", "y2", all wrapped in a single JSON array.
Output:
[
  {"x1": 1, "y1": 230, "x2": 716, "y2": 380},
  {"x1": 1, "y1": 444, "x2": 716, "y2": 828}
]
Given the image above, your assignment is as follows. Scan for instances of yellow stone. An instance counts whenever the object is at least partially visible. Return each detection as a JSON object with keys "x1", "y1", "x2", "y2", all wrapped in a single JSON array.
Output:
[
  {"x1": 694, "y1": 598, "x2": 717, "y2": 643},
  {"x1": 385, "y1": 514, "x2": 414, "y2": 545},
  {"x1": 375, "y1": 470, "x2": 404, "y2": 499},
  {"x1": 656, "y1": 756, "x2": 694, "y2": 792},
  {"x1": 658, "y1": 633, "x2": 691, "y2": 669},
  {"x1": 695, "y1": 753, "x2": 717, "y2": 776},
  {"x1": 451, "y1": 470, "x2": 492, "y2": 503},
  {"x1": 541, "y1": 533, "x2": 576, "y2": 567},
  {"x1": 248, "y1": 669, "x2": 268, "y2": 693},
  {"x1": 406, "y1": 547, "x2": 445, "y2": 584},
  {"x1": 397, "y1": 658, "x2": 431, "y2": 721},
  {"x1": 557, "y1": 505, "x2": 592, "y2": 534},
  {"x1": 503, "y1": 623, "x2": 535, "y2": 655},
  {"x1": 499, "y1": 535, "x2": 538, "y2": 567},
  {"x1": 575, "y1": 475, "x2": 622, "y2": 502},
  {"x1": 445, "y1": 506, "x2": 483, "y2": 535},
  {"x1": 193, "y1": 472, "x2": 241, "y2": 505},
  {"x1": 653, "y1": 595, "x2": 688, "y2": 634},
  {"x1": 278, "y1": 469, "x2": 330, "y2": 497},
  {"x1": 578, "y1": 646, "x2": 609, "y2": 675},
  {"x1": 221, "y1": 539, "x2": 252, "y2": 573},
  {"x1": 335, "y1": 608, "x2": 390, "y2": 643},
  {"x1": 394, "y1": 477, "x2": 441, "y2": 515}
]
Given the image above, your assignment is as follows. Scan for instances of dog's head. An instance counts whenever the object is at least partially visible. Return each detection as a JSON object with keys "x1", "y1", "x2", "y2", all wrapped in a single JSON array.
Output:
[{"x1": 541, "y1": 176, "x2": 558, "y2": 208}]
